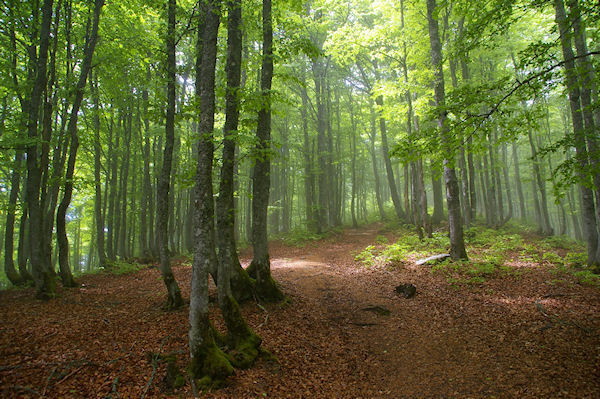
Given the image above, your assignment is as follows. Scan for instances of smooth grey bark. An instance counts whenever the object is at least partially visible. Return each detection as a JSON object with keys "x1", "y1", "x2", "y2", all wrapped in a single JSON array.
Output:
[
  {"x1": 189, "y1": 0, "x2": 234, "y2": 384},
  {"x1": 374, "y1": 89, "x2": 405, "y2": 221},
  {"x1": 501, "y1": 143, "x2": 514, "y2": 224},
  {"x1": 248, "y1": 0, "x2": 284, "y2": 302},
  {"x1": 426, "y1": 0, "x2": 467, "y2": 260},
  {"x1": 56, "y1": 0, "x2": 104, "y2": 288},
  {"x1": 118, "y1": 112, "x2": 131, "y2": 258},
  {"x1": 91, "y1": 73, "x2": 106, "y2": 269},
  {"x1": 431, "y1": 167, "x2": 445, "y2": 224},
  {"x1": 106, "y1": 117, "x2": 118, "y2": 261},
  {"x1": 217, "y1": 0, "x2": 255, "y2": 303},
  {"x1": 568, "y1": 0, "x2": 600, "y2": 260},
  {"x1": 368, "y1": 99, "x2": 386, "y2": 220},
  {"x1": 348, "y1": 92, "x2": 358, "y2": 228},
  {"x1": 4, "y1": 152, "x2": 25, "y2": 285},
  {"x1": 26, "y1": 0, "x2": 56, "y2": 299},
  {"x1": 300, "y1": 69, "x2": 316, "y2": 231},
  {"x1": 527, "y1": 130, "x2": 553, "y2": 235},
  {"x1": 311, "y1": 57, "x2": 329, "y2": 233},
  {"x1": 512, "y1": 142, "x2": 527, "y2": 220},
  {"x1": 554, "y1": 0, "x2": 598, "y2": 265},
  {"x1": 140, "y1": 67, "x2": 152, "y2": 257},
  {"x1": 156, "y1": 0, "x2": 183, "y2": 310},
  {"x1": 216, "y1": 0, "x2": 261, "y2": 367}
]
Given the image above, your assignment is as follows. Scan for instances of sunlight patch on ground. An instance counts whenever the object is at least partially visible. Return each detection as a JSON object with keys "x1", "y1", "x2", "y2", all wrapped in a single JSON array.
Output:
[{"x1": 270, "y1": 259, "x2": 326, "y2": 270}]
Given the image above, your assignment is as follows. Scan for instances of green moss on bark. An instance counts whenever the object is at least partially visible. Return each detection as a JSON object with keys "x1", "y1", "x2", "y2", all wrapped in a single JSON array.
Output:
[
  {"x1": 231, "y1": 265, "x2": 255, "y2": 303},
  {"x1": 228, "y1": 330, "x2": 262, "y2": 369},
  {"x1": 188, "y1": 338, "x2": 234, "y2": 390}
]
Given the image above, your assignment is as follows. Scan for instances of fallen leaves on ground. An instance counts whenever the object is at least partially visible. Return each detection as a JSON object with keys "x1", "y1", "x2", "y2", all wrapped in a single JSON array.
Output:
[{"x1": 1, "y1": 223, "x2": 599, "y2": 398}]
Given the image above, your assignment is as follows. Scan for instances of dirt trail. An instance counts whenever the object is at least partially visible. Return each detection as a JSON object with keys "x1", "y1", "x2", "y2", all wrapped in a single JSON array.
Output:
[
  {"x1": 264, "y1": 224, "x2": 600, "y2": 398},
  {"x1": 1, "y1": 224, "x2": 599, "y2": 398}
]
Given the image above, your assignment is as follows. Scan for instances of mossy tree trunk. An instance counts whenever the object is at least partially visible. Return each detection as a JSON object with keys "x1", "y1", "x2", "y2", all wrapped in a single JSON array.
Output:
[
  {"x1": 216, "y1": 0, "x2": 255, "y2": 304},
  {"x1": 248, "y1": 0, "x2": 284, "y2": 303},
  {"x1": 189, "y1": 0, "x2": 234, "y2": 387},
  {"x1": 156, "y1": 0, "x2": 183, "y2": 310}
]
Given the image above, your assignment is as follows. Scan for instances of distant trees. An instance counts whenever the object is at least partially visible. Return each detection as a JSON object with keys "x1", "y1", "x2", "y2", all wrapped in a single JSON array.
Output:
[{"x1": 1, "y1": 0, "x2": 599, "y2": 384}]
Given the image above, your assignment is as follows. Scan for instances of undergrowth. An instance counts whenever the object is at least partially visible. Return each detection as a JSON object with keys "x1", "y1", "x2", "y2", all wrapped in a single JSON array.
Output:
[{"x1": 355, "y1": 223, "x2": 596, "y2": 287}]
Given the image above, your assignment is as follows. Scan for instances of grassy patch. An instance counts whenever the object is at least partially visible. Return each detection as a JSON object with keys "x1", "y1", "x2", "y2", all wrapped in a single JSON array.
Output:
[
  {"x1": 356, "y1": 221, "x2": 593, "y2": 288},
  {"x1": 282, "y1": 229, "x2": 328, "y2": 247},
  {"x1": 105, "y1": 260, "x2": 147, "y2": 275}
]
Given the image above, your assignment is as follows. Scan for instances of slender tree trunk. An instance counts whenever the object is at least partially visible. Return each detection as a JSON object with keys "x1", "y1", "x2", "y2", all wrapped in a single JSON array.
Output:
[
  {"x1": 374, "y1": 89, "x2": 404, "y2": 221},
  {"x1": 501, "y1": 143, "x2": 513, "y2": 224},
  {"x1": 300, "y1": 70, "x2": 315, "y2": 231},
  {"x1": 248, "y1": 0, "x2": 284, "y2": 302},
  {"x1": 215, "y1": 0, "x2": 261, "y2": 367},
  {"x1": 554, "y1": 0, "x2": 599, "y2": 265},
  {"x1": 527, "y1": 130, "x2": 553, "y2": 235},
  {"x1": 56, "y1": 0, "x2": 103, "y2": 288},
  {"x1": 4, "y1": 152, "x2": 25, "y2": 285},
  {"x1": 157, "y1": 0, "x2": 183, "y2": 309},
  {"x1": 312, "y1": 59, "x2": 329, "y2": 233},
  {"x1": 189, "y1": 0, "x2": 234, "y2": 384},
  {"x1": 368, "y1": 99, "x2": 386, "y2": 220},
  {"x1": 26, "y1": 0, "x2": 56, "y2": 299},
  {"x1": 348, "y1": 93, "x2": 358, "y2": 228},
  {"x1": 427, "y1": 0, "x2": 467, "y2": 260},
  {"x1": 512, "y1": 142, "x2": 527, "y2": 220},
  {"x1": 91, "y1": 73, "x2": 106, "y2": 268},
  {"x1": 431, "y1": 166, "x2": 444, "y2": 224},
  {"x1": 217, "y1": 0, "x2": 255, "y2": 303}
]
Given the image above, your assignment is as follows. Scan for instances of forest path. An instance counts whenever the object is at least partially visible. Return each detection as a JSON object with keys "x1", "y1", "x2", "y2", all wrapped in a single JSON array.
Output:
[
  {"x1": 1, "y1": 223, "x2": 599, "y2": 398},
  {"x1": 261, "y1": 224, "x2": 600, "y2": 398}
]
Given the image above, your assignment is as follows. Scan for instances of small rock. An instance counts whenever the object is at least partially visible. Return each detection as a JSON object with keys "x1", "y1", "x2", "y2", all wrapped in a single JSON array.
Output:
[
  {"x1": 415, "y1": 253, "x2": 451, "y2": 266},
  {"x1": 395, "y1": 283, "x2": 416, "y2": 299}
]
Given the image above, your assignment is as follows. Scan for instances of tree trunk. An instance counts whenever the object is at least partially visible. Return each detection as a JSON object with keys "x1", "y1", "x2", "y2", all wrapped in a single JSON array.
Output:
[
  {"x1": 427, "y1": 0, "x2": 467, "y2": 260},
  {"x1": 215, "y1": 0, "x2": 261, "y2": 368},
  {"x1": 248, "y1": 0, "x2": 284, "y2": 302},
  {"x1": 312, "y1": 58, "x2": 329, "y2": 233},
  {"x1": 512, "y1": 142, "x2": 527, "y2": 220},
  {"x1": 368, "y1": 99, "x2": 386, "y2": 220},
  {"x1": 56, "y1": 0, "x2": 104, "y2": 288},
  {"x1": 4, "y1": 152, "x2": 25, "y2": 285},
  {"x1": 217, "y1": 0, "x2": 255, "y2": 303},
  {"x1": 189, "y1": 0, "x2": 234, "y2": 385},
  {"x1": 91, "y1": 73, "x2": 106, "y2": 268},
  {"x1": 374, "y1": 90, "x2": 404, "y2": 221},
  {"x1": 157, "y1": 0, "x2": 183, "y2": 310},
  {"x1": 554, "y1": 0, "x2": 598, "y2": 265},
  {"x1": 26, "y1": 0, "x2": 56, "y2": 299}
]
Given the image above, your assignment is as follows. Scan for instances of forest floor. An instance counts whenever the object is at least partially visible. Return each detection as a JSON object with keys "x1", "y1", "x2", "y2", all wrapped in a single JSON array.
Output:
[{"x1": 1, "y1": 223, "x2": 600, "y2": 398}]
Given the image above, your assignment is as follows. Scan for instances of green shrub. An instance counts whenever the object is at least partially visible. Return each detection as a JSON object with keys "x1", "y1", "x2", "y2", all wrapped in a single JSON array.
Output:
[
  {"x1": 573, "y1": 270, "x2": 600, "y2": 286},
  {"x1": 282, "y1": 229, "x2": 326, "y2": 247},
  {"x1": 375, "y1": 235, "x2": 388, "y2": 244},
  {"x1": 541, "y1": 252, "x2": 563, "y2": 265},
  {"x1": 564, "y1": 251, "x2": 587, "y2": 268},
  {"x1": 541, "y1": 235, "x2": 584, "y2": 251},
  {"x1": 354, "y1": 245, "x2": 378, "y2": 267}
]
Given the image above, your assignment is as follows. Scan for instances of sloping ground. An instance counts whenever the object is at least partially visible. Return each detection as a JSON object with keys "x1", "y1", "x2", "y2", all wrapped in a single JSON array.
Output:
[{"x1": 1, "y1": 224, "x2": 599, "y2": 398}]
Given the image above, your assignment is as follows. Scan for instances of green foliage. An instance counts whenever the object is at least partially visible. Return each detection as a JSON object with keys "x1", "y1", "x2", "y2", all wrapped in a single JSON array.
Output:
[
  {"x1": 431, "y1": 258, "x2": 509, "y2": 286},
  {"x1": 354, "y1": 245, "x2": 377, "y2": 267},
  {"x1": 106, "y1": 260, "x2": 146, "y2": 276},
  {"x1": 563, "y1": 251, "x2": 588, "y2": 268},
  {"x1": 541, "y1": 235, "x2": 584, "y2": 251},
  {"x1": 282, "y1": 229, "x2": 328, "y2": 247},
  {"x1": 375, "y1": 235, "x2": 388, "y2": 244},
  {"x1": 572, "y1": 270, "x2": 600, "y2": 287}
]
